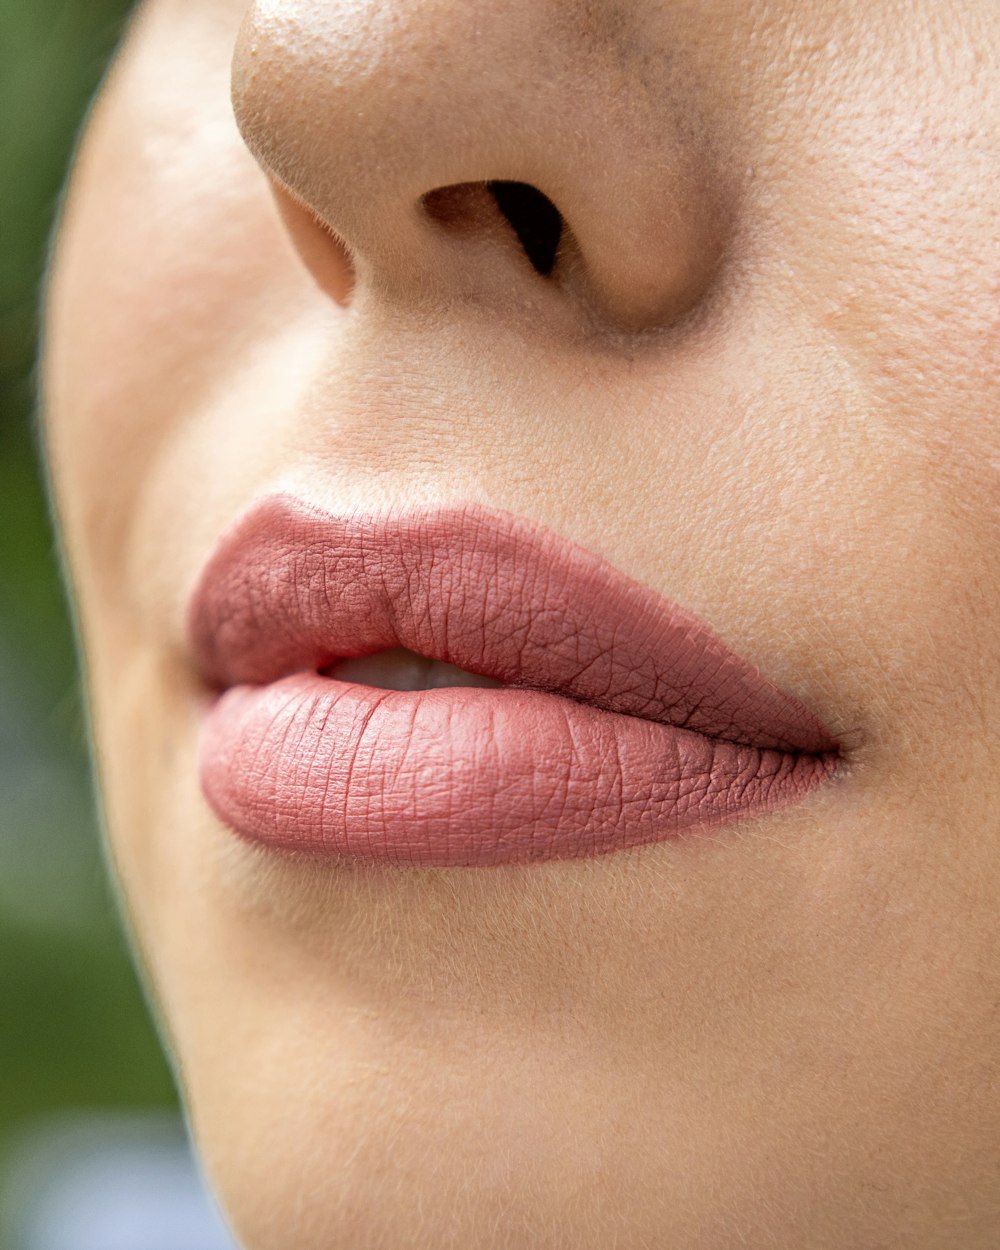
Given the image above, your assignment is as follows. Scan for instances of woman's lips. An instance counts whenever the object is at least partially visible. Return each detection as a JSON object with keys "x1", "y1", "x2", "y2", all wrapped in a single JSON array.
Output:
[{"x1": 188, "y1": 494, "x2": 839, "y2": 866}]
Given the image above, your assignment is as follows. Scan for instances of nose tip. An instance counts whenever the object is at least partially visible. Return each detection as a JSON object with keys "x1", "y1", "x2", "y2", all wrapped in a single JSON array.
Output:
[{"x1": 232, "y1": 0, "x2": 734, "y2": 331}]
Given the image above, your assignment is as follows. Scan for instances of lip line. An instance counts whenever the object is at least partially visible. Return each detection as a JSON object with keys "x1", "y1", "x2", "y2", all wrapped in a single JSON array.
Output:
[
  {"x1": 256, "y1": 668, "x2": 822, "y2": 758},
  {"x1": 188, "y1": 491, "x2": 839, "y2": 758}
]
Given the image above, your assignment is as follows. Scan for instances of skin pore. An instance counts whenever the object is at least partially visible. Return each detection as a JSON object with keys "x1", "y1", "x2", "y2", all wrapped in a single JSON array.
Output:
[{"x1": 42, "y1": 1, "x2": 1000, "y2": 1247}]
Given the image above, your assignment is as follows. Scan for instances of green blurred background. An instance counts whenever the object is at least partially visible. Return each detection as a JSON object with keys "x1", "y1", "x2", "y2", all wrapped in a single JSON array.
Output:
[{"x1": 1, "y1": 0, "x2": 177, "y2": 1186}]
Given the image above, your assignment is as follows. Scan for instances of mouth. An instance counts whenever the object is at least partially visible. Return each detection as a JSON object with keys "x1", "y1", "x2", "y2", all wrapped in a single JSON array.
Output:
[
  {"x1": 321, "y1": 646, "x2": 506, "y2": 692},
  {"x1": 188, "y1": 494, "x2": 840, "y2": 867}
]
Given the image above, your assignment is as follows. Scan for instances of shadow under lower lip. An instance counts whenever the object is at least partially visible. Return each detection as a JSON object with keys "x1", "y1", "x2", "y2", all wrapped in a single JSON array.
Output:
[{"x1": 199, "y1": 671, "x2": 837, "y2": 868}]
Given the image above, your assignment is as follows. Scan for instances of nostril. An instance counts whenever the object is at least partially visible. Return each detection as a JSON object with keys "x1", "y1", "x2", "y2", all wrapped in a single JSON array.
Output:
[
  {"x1": 485, "y1": 181, "x2": 563, "y2": 277},
  {"x1": 422, "y1": 180, "x2": 564, "y2": 278},
  {"x1": 271, "y1": 180, "x2": 356, "y2": 306}
]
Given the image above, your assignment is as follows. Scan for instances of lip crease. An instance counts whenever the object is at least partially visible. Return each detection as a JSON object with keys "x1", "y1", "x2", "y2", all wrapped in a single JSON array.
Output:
[{"x1": 188, "y1": 493, "x2": 839, "y2": 866}]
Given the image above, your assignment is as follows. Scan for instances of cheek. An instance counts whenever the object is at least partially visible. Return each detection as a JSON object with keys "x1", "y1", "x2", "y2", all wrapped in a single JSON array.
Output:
[
  {"x1": 42, "y1": 4, "x2": 320, "y2": 601},
  {"x1": 767, "y1": 65, "x2": 1000, "y2": 743}
]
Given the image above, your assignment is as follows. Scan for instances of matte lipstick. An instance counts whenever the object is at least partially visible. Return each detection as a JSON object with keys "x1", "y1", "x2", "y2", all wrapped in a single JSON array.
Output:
[{"x1": 189, "y1": 495, "x2": 839, "y2": 866}]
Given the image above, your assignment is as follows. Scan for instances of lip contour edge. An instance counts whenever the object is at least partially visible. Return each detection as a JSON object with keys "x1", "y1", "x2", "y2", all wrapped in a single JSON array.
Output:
[{"x1": 189, "y1": 494, "x2": 839, "y2": 866}]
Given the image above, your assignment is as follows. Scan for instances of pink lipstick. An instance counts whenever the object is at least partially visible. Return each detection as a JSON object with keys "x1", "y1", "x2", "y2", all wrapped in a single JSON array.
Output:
[{"x1": 189, "y1": 495, "x2": 838, "y2": 866}]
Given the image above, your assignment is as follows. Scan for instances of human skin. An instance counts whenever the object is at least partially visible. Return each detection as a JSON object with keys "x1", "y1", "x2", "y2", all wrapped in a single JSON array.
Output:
[{"x1": 41, "y1": 0, "x2": 1000, "y2": 1245}]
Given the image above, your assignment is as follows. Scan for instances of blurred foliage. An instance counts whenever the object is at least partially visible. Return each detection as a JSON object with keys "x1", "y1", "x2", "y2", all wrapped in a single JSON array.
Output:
[{"x1": 0, "y1": 0, "x2": 177, "y2": 1166}]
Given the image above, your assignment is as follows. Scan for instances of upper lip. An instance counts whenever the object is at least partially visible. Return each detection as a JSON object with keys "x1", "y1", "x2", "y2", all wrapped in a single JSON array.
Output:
[{"x1": 188, "y1": 493, "x2": 839, "y2": 758}]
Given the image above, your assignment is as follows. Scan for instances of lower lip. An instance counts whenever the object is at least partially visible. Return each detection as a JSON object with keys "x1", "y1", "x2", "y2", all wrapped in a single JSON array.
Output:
[{"x1": 200, "y1": 672, "x2": 836, "y2": 867}]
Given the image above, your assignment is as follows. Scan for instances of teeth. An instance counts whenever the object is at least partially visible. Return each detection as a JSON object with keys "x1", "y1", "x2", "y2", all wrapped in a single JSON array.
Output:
[{"x1": 325, "y1": 646, "x2": 503, "y2": 691}]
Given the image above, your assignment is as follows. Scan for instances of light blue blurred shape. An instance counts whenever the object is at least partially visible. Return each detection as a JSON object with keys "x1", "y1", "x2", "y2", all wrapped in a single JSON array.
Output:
[{"x1": 1, "y1": 1110, "x2": 241, "y2": 1250}]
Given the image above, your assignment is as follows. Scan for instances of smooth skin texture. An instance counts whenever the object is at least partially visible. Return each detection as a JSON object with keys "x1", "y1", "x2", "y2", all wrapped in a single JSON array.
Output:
[{"x1": 42, "y1": 1, "x2": 1000, "y2": 1247}]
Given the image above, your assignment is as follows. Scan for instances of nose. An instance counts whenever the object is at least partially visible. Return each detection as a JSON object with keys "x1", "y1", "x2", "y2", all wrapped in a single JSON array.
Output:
[{"x1": 232, "y1": 0, "x2": 733, "y2": 331}]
